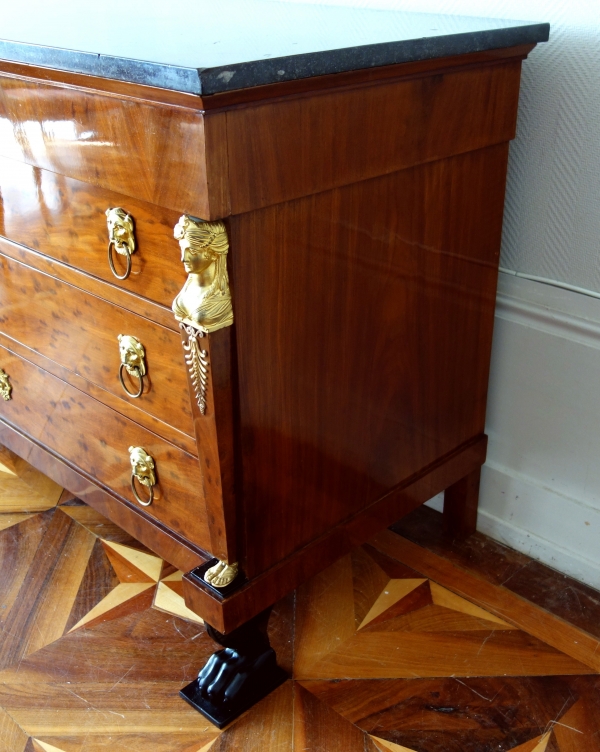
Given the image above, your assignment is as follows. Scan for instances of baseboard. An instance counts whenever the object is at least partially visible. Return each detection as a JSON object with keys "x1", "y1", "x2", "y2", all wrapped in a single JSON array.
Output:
[{"x1": 428, "y1": 271, "x2": 600, "y2": 590}]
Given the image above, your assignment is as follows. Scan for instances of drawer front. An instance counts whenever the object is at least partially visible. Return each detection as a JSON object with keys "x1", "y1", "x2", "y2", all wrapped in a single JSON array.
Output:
[
  {"x1": 0, "y1": 155, "x2": 183, "y2": 309},
  {"x1": 0, "y1": 345, "x2": 212, "y2": 550},
  {"x1": 0, "y1": 253, "x2": 195, "y2": 438},
  {"x1": 0, "y1": 74, "x2": 212, "y2": 216}
]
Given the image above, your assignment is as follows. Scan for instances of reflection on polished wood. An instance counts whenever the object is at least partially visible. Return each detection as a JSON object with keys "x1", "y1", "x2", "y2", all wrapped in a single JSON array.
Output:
[
  {"x1": 0, "y1": 452, "x2": 597, "y2": 751},
  {"x1": 0, "y1": 156, "x2": 183, "y2": 309},
  {"x1": 0, "y1": 75, "x2": 211, "y2": 216}
]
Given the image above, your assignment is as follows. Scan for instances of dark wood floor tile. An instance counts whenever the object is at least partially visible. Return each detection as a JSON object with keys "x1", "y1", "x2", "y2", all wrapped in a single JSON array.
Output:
[
  {"x1": 63, "y1": 538, "x2": 120, "y2": 633},
  {"x1": 0, "y1": 510, "x2": 95, "y2": 670},
  {"x1": 57, "y1": 490, "x2": 79, "y2": 506},
  {"x1": 58, "y1": 505, "x2": 154, "y2": 551},
  {"x1": 391, "y1": 507, "x2": 535, "y2": 588},
  {"x1": 269, "y1": 592, "x2": 295, "y2": 675},
  {"x1": 391, "y1": 507, "x2": 600, "y2": 642},
  {"x1": 364, "y1": 544, "x2": 426, "y2": 580},
  {"x1": 552, "y1": 693, "x2": 600, "y2": 751},
  {"x1": 0, "y1": 608, "x2": 211, "y2": 685},
  {"x1": 215, "y1": 681, "x2": 292, "y2": 750},
  {"x1": 0, "y1": 511, "x2": 53, "y2": 627},
  {"x1": 501, "y1": 561, "x2": 600, "y2": 642},
  {"x1": 293, "y1": 683, "x2": 368, "y2": 751},
  {"x1": 301, "y1": 676, "x2": 590, "y2": 752}
]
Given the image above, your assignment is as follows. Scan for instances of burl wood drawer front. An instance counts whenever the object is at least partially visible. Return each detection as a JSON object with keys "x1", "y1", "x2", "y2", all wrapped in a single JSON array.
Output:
[
  {"x1": 0, "y1": 253, "x2": 194, "y2": 438},
  {"x1": 0, "y1": 155, "x2": 182, "y2": 309},
  {"x1": 0, "y1": 345, "x2": 211, "y2": 550},
  {"x1": 0, "y1": 73, "x2": 212, "y2": 217}
]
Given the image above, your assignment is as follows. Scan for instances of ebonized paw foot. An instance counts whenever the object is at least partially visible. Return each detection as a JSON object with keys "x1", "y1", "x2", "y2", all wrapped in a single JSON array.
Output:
[{"x1": 179, "y1": 609, "x2": 287, "y2": 728}]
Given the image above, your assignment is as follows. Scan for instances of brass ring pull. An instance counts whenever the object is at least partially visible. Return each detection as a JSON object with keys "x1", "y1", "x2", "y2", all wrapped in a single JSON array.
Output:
[
  {"x1": 117, "y1": 335, "x2": 146, "y2": 399},
  {"x1": 131, "y1": 474, "x2": 154, "y2": 506},
  {"x1": 108, "y1": 240, "x2": 132, "y2": 280},
  {"x1": 106, "y1": 207, "x2": 136, "y2": 280},
  {"x1": 129, "y1": 446, "x2": 156, "y2": 507},
  {"x1": 119, "y1": 364, "x2": 143, "y2": 398}
]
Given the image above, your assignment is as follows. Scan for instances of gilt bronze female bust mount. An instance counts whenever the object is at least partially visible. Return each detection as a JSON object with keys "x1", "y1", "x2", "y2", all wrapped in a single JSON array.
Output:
[{"x1": 172, "y1": 215, "x2": 233, "y2": 334}]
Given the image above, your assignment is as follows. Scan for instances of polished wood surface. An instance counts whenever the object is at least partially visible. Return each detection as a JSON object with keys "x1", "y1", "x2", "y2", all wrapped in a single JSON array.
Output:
[
  {"x1": 0, "y1": 345, "x2": 213, "y2": 550},
  {"x1": 0, "y1": 74, "x2": 211, "y2": 216},
  {"x1": 0, "y1": 330, "x2": 197, "y2": 454},
  {"x1": 231, "y1": 144, "x2": 508, "y2": 578},
  {"x1": 184, "y1": 435, "x2": 487, "y2": 633},
  {"x1": 0, "y1": 236, "x2": 177, "y2": 332},
  {"x1": 226, "y1": 60, "x2": 522, "y2": 213},
  {"x1": 0, "y1": 471, "x2": 597, "y2": 751},
  {"x1": 0, "y1": 252, "x2": 194, "y2": 437},
  {"x1": 0, "y1": 155, "x2": 184, "y2": 308},
  {"x1": 443, "y1": 465, "x2": 481, "y2": 538},
  {"x1": 0, "y1": 424, "x2": 208, "y2": 572},
  {"x1": 183, "y1": 325, "x2": 238, "y2": 564},
  {"x1": 372, "y1": 529, "x2": 600, "y2": 673}
]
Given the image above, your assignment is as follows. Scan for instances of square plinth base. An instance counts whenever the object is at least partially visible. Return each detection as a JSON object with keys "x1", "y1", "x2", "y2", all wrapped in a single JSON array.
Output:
[{"x1": 179, "y1": 667, "x2": 288, "y2": 728}]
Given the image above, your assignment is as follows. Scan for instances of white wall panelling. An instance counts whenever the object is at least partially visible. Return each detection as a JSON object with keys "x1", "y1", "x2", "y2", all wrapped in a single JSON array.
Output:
[{"x1": 428, "y1": 272, "x2": 600, "y2": 588}]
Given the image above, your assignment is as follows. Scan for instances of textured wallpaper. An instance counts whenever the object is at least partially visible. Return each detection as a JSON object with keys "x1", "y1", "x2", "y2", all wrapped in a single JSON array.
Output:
[{"x1": 282, "y1": 0, "x2": 600, "y2": 292}]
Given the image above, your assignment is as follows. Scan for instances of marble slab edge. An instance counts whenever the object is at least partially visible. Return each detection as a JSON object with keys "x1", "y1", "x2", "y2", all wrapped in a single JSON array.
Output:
[{"x1": 0, "y1": 23, "x2": 550, "y2": 97}]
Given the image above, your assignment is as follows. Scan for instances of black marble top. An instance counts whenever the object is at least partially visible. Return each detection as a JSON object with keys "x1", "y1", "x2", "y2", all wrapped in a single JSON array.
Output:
[{"x1": 0, "y1": 1, "x2": 549, "y2": 95}]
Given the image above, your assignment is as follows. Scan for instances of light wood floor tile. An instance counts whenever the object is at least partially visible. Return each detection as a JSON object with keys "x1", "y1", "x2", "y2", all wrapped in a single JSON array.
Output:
[
  {"x1": 359, "y1": 579, "x2": 426, "y2": 629},
  {"x1": 32, "y1": 741, "x2": 67, "y2": 752},
  {"x1": 102, "y1": 540, "x2": 163, "y2": 582},
  {"x1": 154, "y1": 581, "x2": 204, "y2": 624},
  {"x1": 0, "y1": 447, "x2": 62, "y2": 513},
  {"x1": 0, "y1": 706, "x2": 28, "y2": 752},
  {"x1": 0, "y1": 513, "x2": 36, "y2": 532}
]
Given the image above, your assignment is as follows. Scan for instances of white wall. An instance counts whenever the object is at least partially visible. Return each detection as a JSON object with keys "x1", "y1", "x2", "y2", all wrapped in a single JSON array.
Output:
[
  {"x1": 428, "y1": 273, "x2": 600, "y2": 588},
  {"x1": 281, "y1": 0, "x2": 600, "y2": 586}
]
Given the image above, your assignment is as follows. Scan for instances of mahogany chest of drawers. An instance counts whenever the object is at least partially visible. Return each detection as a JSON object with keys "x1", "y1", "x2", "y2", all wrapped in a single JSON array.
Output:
[{"x1": 0, "y1": 4, "x2": 548, "y2": 726}]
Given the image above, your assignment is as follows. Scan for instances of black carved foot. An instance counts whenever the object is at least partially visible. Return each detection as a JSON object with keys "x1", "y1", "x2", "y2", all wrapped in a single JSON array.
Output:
[{"x1": 180, "y1": 608, "x2": 288, "y2": 728}]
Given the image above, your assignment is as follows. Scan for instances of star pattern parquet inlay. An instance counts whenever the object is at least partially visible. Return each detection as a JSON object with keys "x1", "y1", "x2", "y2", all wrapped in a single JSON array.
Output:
[{"x1": 0, "y1": 445, "x2": 598, "y2": 751}]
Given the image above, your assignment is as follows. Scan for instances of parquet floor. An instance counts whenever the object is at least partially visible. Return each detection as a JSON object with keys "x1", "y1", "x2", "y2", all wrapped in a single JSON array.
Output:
[{"x1": 0, "y1": 444, "x2": 598, "y2": 751}]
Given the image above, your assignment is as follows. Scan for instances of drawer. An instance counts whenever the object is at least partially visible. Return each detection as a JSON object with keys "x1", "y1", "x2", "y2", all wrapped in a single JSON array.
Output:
[
  {"x1": 0, "y1": 253, "x2": 195, "y2": 438},
  {"x1": 0, "y1": 155, "x2": 182, "y2": 309},
  {"x1": 0, "y1": 345, "x2": 212, "y2": 551},
  {"x1": 0, "y1": 74, "x2": 215, "y2": 217}
]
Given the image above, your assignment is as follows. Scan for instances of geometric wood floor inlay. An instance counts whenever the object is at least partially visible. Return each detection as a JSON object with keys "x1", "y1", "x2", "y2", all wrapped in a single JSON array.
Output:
[{"x1": 0, "y1": 445, "x2": 598, "y2": 751}]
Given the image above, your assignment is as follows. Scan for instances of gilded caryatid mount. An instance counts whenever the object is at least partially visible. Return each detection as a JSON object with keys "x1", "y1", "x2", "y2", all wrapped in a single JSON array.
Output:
[{"x1": 172, "y1": 215, "x2": 233, "y2": 333}]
